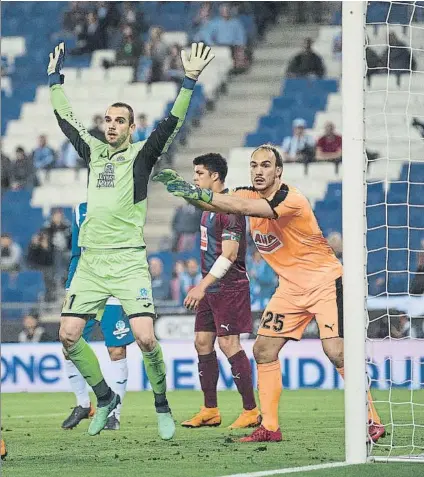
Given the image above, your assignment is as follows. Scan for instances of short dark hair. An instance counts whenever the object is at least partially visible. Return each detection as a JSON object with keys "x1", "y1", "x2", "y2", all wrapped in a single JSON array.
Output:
[
  {"x1": 193, "y1": 153, "x2": 228, "y2": 182},
  {"x1": 109, "y1": 102, "x2": 135, "y2": 125},
  {"x1": 252, "y1": 144, "x2": 283, "y2": 177}
]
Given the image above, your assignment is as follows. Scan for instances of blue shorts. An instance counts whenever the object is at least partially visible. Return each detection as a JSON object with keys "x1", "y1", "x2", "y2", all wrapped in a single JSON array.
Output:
[{"x1": 83, "y1": 304, "x2": 135, "y2": 347}]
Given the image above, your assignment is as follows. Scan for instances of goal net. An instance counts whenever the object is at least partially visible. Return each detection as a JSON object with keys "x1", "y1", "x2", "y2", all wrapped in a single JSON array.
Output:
[{"x1": 364, "y1": 0, "x2": 424, "y2": 462}]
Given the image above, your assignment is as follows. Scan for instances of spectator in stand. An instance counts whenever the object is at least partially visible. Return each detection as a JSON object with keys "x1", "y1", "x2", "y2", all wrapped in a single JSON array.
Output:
[
  {"x1": 163, "y1": 44, "x2": 185, "y2": 84},
  {"x1": 390, "y1": 314, "x2": 413, "y2": 339},
  {"x1": 58, "y1": 139, "x2": 84, "y2": 172},
  {"x1": 149, "y1": 257, "x2": 171, "y2": 301},
  {"x1": 194, "y1": 3, "x2": 248, "y2": 71},
  {"x1": 368, "y1": 273, "x2": 386, "y2": 297},
  {"x1": 410, "y1": 240, "x2": 424, "y2": 295},
  {"x1": 332, "y1": 31, "x2": 342, "y2": 61},
  {"x1": 1, "y1": 146, "x2": 11, "y2": 192},
  {"x1": 195, "y1": 3, "x2": 246, "y2": 48},
  {"x1": 383, "y1": 32, "x2": 416, "y2": 85},
  {"x1": 1, "y1": 233, "x2": 22, "y2": 272},
  {"x1": 63, "y1": 1, "x2": 87, "y2": 33},
  {"x1": 10, "y1": 146, "x2": 37, "y2": 190},
  {"x1": 70, "y1": 11, "x2": 105, "y2": 55},
  {"x1": 120, "y1": 1, "x2": 148, "y2": 36},
  {"x1": 316, "y1": 121, "x2": 342, "y2": 172},
  {"x1": 95, "y1": 1, "x2": 121, "y2": 32},
  {"x1": 18, "y1": 311, "x2": 53, "y2": 343},
  {"x1": 171, "y1": 201, "x2": 203, "y2": 252},
  {"x1": 26, "y1": 231, "x2": 55, "y2": 302},
  {"x1": 132, "y1": 114, "x2": 152, "y2": 142},
  {"x1": 145, "y1": 26, "x2": 169, "y2": 83},
  {"x1": 42, "y1": 208, "x2": 71, "y2": 289},
  {"x1": 88, "y1": 115, "x2": 105, "y2": 142},
  {"x1": 191, "y1": 2, "x2": 212, "y2": 40},
  {"x1": 327, "y1": 231, "x2": 343, "y2": 262},
  {"x1": 170, "y1": 260, "x2": 185, "y2": 302},
  {"x1": 281, "y1": 118, "x2": 315, "y2": 165},
  {"x1": 247, "y1": 250, "x2": 277, "y2": 311},
  {"x1": 286, "y1": 38, "x2": 326, "y2": 79},
  {"x1": 179, "y1": 258, "x2": 202, "y2": 305},
  {"x1": 103, "y1": 26, "x2": 143, "y2": 82},
  {"x1": 32, "y1": 135, "x2": 56, "y2": 179},
  {"x1": 366, "y1": 40, "x2": 383, "y2": 86}
]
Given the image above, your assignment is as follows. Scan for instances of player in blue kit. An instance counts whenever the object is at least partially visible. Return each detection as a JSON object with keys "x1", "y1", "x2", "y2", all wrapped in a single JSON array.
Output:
[{"x1": 61, "y1": 202, "x2": 135, "y2": 431}]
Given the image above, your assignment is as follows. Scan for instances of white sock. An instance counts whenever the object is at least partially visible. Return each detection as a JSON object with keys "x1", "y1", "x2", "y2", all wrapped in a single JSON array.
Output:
[
  {"x1": 108, "y1": 358, "x2": 128, "y2": 419},
  {"x1": 65, "y1": 359, "x2": 90, "y2": 408}
]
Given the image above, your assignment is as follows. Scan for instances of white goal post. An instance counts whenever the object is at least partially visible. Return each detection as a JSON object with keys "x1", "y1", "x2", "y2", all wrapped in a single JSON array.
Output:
[
  {"x1": 343, "y1": 0, "x2": 424, "y2": 466},
  {"x1": 342, "y1": 0, "x2": 368, "y2": 464}
]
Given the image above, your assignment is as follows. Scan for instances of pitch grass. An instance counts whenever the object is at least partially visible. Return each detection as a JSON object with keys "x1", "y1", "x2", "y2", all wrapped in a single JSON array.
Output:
[{"x1": 1, "y1": 390, "x2": 423, "y2": 477}]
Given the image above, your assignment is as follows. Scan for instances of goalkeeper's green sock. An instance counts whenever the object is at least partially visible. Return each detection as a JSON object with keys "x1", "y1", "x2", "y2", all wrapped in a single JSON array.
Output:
[
  {"x1": 143, "y1": 344, "x2": 170, "y2": 412},
  {"x1": 67, "y1": 338, "x2": 113, "y2": 406}
]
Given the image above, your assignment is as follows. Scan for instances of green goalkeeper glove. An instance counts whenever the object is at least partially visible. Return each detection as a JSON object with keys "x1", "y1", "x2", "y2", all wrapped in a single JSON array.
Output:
[
  {"x1": 166, "y1": 179, "x2": 214, "y2": 204},
  {"x1": 152, "y1": 169, "x2": 184, "y2": 186},
  {"x1": 47, "y1": 42, "x2": 66, "y2": 86},
  {"x1": 181, "y1": 42, "x2": 215, "y2": 81}
]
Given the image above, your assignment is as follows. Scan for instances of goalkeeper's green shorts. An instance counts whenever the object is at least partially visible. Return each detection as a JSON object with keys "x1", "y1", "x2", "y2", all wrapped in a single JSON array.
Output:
[{"x1": 62, "y1": 247, "x2": 155, "y2": 320}]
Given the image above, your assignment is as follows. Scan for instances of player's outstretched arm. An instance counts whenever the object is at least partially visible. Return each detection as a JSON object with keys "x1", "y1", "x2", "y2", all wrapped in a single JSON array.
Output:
[
  {"x1": 139, "y1": 43, "x2": 215, "y2": 174},
  {"x1": 152, "y1": 169, "x2": 218, "y2": 211},
  {"x1": 165, "y1": 179, "x2": 276, "y2": 218},
  {"x1": 48, "y1": 43, "x2": 102, "y2": 166}
]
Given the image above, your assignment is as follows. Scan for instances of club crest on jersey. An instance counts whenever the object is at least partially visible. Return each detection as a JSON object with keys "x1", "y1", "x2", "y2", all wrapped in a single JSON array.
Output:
[
  {"x1": 137, "y1": 288, "x2": 150, "y2": 301},
  {"x1": 253, "y1": 230, "x2": 283, "y2": 254},
  {"x1": 113, "y1": 319, "x2": 130, "y2": 338},
  {"x1": 97, "y1": 163, "x2": 115, "y2": 188}
]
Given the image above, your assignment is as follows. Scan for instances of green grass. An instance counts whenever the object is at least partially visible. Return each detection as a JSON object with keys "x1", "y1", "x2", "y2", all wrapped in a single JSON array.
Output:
[{"x1": 1, "y1": 390, "x2": 423, "y2": 477}]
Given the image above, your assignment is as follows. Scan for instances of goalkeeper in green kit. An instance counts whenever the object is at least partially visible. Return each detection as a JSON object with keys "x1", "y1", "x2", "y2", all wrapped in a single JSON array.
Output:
[{"x1": 48, "y1": 42, "x2": 215, "y2": 438}]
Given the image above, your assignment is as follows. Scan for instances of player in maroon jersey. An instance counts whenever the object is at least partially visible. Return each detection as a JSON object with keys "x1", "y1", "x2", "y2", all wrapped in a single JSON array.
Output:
[{"x1": 180, "y1": 153, "x2": 261, "y2": 430}]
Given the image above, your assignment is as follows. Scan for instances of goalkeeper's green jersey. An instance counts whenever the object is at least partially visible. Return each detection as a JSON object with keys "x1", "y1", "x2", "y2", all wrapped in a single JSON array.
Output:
[{"x1": 50, "y1": 83, "x2": 193, "y2": 249}]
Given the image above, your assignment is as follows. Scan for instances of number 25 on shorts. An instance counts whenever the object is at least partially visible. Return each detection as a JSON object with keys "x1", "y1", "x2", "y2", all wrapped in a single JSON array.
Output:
[{"x1": 260, "y1": 311, "x2": 285, "y2": 333}]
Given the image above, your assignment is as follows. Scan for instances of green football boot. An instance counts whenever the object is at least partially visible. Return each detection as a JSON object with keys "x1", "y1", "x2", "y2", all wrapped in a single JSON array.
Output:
[
  {"x1": 88, "y1": 393, "x2": 120, "y2": 436},
  {"x1": 157, "y1": 412, "x2": 176, "y2": 441}
]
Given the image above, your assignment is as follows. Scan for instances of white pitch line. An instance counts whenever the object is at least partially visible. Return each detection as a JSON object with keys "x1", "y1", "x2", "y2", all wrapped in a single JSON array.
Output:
[{"x1": 218, "y1": 462, "x2": 350, "y2": 477}]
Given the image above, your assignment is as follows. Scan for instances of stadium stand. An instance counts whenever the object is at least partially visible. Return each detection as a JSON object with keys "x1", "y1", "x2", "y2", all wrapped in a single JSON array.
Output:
[
  {"x1": 2, "y1": 2, "x2": 422, "y2": 320},
  {"x1": 1, "y1": 2, "x2": 278, "y2": 317}
]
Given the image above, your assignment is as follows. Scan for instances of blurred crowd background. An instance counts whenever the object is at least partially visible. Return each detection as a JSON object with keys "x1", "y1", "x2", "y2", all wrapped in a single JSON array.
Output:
[{"x1": 2, "y1": 1, "x2": 424, "y2": 342}]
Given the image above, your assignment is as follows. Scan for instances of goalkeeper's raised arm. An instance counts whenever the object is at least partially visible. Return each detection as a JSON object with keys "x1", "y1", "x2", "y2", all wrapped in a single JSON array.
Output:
[
  {"x1": 139, "y1": 42, "x2": 215, "y2": 173},
  {"x1": 48, "y1": 43, "x2": 104, "y2": 165}
]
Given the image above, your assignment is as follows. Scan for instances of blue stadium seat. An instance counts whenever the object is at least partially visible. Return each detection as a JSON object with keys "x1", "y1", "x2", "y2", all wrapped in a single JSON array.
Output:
[
  {"x1": 367, "y1": 182, "x2": 385, "y2": 205},
  {"x1": 326, "y1": 182, "x2": 342, "y2": 199},
  {"x1": 387, "y1": 205, "x2": 408, "y2": 227},
  {"x1": 400, "y1": 163, "x2": 424, "y2": 182},
  {"x1": 367, "y1": 1, "x2": 412, "y2": 24},
  {"x1": 388, "y1": 228, "x2": 408, "y2": 249},
  {"x1": 367, "y1": 204, "x2": 386, "y2": 228},
  {"x1": 272, "y1": 97, "x2": 298, "y2": 111},
  {"x1": 2, "y1": 287, "x2": 24, "y2": 303},
  {"x1": 367, "y1": 249, "x2": 387, "y2": 274},
  {"x1": 245, "y1": 131, "x2": 276, "y2": 147},
  {"x1": 367, "y1": 228, "x2": 387, "y2": 251},
  {"x1": 387, "y1": 273, "x2": 409, "y2": 294},
  {"x1": 409, "y1": 184, "x2": 424, "y2": 205},
  {"x1": 410, "y1": 206, "x2": 424, "y2": 228},
  {"x1": 410, "y1": 229, "x2": 424, "y2": 251},
  {"x1": 388, "y1": 249, "x2": 408, "y2": 271},
  {"x1": 387, "y1": 182, "x2": 408, "y2": 204},
  {"x1": 283, "y1": 78, "x2": 338, "y2": 94}
]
